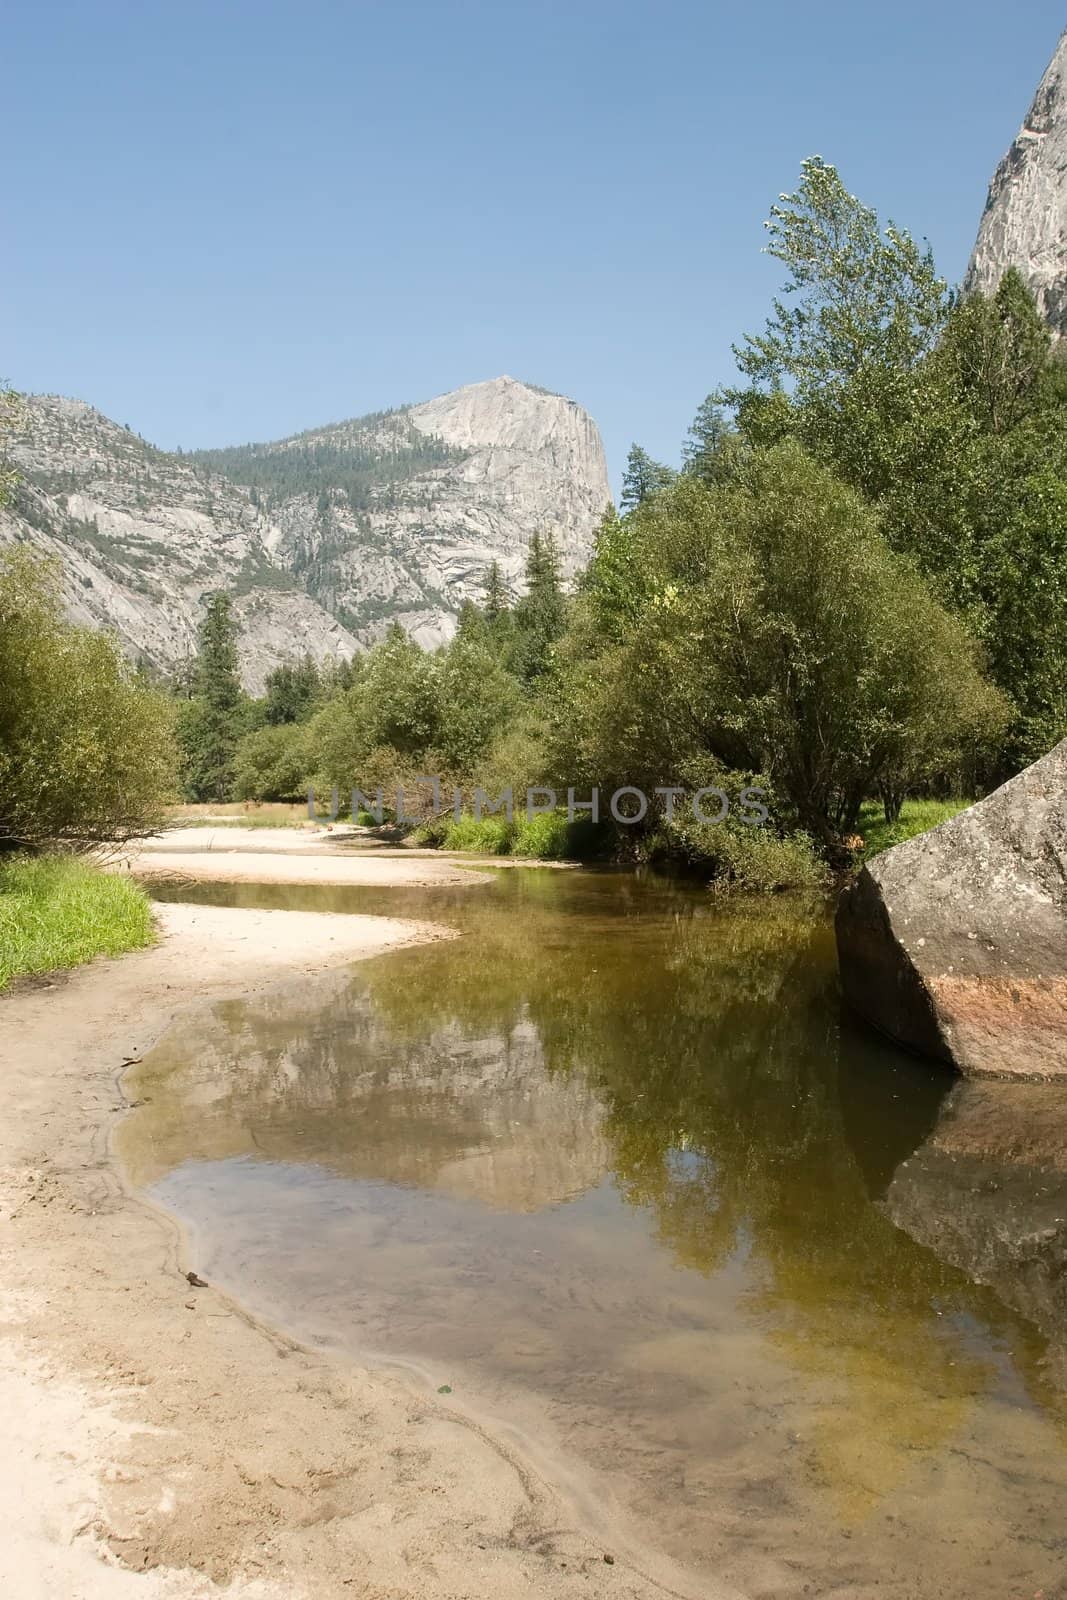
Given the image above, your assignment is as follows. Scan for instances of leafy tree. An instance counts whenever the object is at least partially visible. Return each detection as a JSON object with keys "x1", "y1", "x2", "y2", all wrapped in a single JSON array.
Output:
[
  {"x1": 434, "y1": 633, "x2": 521, "y2": 776},
  {"x1": 311, "y1": 624, "x2": 441, "y2": 793},
  {"x1": 0, "y1": 549, "x2": 176, "y2": 848},
  {"x1": 233, "y1": 723, "x2": 312, "y2": 801},
  {"x1": 720, "y1": 160, "x2": 1066, "y2": 767},
  {"x1": 552, "y1": 449, "x2": 1009, "y2": 849},
  {"x1": 727, "y1": 156, "x2": 949, "y2": 400},
  {"x1": 620, "y1": 444, "x2": 676, "y2": 511},
  {"x1": 577, "y1": 502, "x2": 647, "y2": 643}
]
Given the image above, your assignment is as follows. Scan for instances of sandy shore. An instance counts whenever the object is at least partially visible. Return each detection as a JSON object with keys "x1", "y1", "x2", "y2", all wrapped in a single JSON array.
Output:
[
  {"x1": 123, "y1": 827, "x2": 494, "y2": 888},
  {"x1": 0, "y1": 901, "x2": 713, "y2": 1600}
]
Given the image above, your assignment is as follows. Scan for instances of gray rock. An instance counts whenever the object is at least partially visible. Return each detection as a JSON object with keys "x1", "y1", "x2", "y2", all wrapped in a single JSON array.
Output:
[
  {"x1": 965, "y1": 30, "x2": 1067, "y2": 335},
  {"x1": 835, "y1": 740, "x2": 1067, "y2": 1079}
]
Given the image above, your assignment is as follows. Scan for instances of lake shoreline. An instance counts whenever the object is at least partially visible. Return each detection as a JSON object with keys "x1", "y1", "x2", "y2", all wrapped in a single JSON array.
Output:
[{"x1": 0, "y1": 894, "x2": 709, "y2": 1600}]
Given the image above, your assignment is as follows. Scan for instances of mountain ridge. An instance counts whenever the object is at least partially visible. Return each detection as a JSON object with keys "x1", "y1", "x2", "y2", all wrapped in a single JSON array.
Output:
[{"x1": 0, "y1": 376, "x2": 611, "y2": 691}]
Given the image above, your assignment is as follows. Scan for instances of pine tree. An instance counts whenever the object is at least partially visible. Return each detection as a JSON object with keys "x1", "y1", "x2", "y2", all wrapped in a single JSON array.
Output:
[
  {"x1": 483, "y1": 560, "x2": 508, "y2": 623},
  {"x1": 682, "y1": 397, "x2": 732, "y2": 481},
  {"x1": 178, "y1": 593, "x2": 247, "y2": 801},
  {"x1": 510, "y1": 531, "x2": 566, "y2": 682},
  {"x1": 620, "y1": 444, "x2": 675, "y2": 511}
]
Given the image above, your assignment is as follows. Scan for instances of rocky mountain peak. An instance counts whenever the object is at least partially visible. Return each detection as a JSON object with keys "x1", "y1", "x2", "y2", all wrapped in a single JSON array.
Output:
[
  {"x1": 965, "y1": 30, "x2": 1067, "y2": 335},
  {"x1": 1, "y1": 377, "x2": 611, "y2": 689}
]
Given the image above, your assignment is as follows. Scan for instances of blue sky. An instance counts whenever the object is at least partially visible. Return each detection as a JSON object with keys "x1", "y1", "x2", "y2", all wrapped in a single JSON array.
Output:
[{"x1": 6, "y1": 1, "x2": 1064, "y2": 492}]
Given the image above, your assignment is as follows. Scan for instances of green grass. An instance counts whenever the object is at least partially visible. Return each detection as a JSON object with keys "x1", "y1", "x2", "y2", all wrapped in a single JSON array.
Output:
[
  {"x1": 857, "y1": 797, "x2": 972, "y2": 861},
  {"x1": 414, "y1": 810, "x2": 612, "y2": 861},
  {"x1": 0, "y1": 856, "x2": 156, "y2": 990}
]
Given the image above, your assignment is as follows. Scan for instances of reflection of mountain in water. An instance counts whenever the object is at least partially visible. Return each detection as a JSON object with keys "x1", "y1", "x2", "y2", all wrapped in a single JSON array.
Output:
[
  {"x1": 885, "y1": 1080, "x2": 1067, "y2": 1391},
  {"x1": 120, "y1": 970, "x2": 611, "y2": 1213}
]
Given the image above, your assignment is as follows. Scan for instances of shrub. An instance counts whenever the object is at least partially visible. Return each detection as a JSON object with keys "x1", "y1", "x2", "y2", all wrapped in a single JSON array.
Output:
[
  {"x1": 441, "y1": 815, "x2": 516, "y2": 854},
  {"x1": 0, "y1": 549, "x2": 177, "y2": 849},
  {"x1": 233, "y1": 722, "x2": 312, "y2": 801},
  {"x1": 647, "y1": 815, "x2": 830, "y2": 894}
]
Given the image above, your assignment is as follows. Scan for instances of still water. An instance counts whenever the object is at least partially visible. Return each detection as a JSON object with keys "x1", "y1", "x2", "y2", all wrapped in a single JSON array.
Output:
[{"x1": 124, "y1": 870, "x2": 1067, "y2": 1598}]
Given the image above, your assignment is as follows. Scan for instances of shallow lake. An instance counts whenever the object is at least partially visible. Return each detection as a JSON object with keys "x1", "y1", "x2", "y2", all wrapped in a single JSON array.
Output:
[{"x1": 124, "y1": 869, "x2": 1067, "y2": 1598}]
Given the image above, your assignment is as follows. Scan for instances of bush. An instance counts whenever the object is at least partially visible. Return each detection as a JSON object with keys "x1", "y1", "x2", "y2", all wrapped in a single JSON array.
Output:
[
  {"x1": 233, "y1": 722, "x2": 312, "y2": 801},
  {"x1": 647, "y1": 815, "x2": 830, "y2": 894},
  {"x1": 0, "y1": 549, "x2": 177, "y2": 848},
  {"x1": 441, "y1": 815, "x2": 516, "y2": 854},
  {"x1": 0, "y1": 856, "x2": 155, "y2": 988}
]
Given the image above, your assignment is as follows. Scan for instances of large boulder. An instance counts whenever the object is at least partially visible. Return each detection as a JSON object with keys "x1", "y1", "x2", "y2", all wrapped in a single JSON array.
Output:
[{"x1": 836, "y1": 741, "x2": 1067, "y2": 1079}]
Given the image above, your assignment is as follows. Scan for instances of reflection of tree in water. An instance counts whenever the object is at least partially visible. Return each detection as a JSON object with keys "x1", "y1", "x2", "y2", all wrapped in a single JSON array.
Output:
[
  {"x1": 138, "y1": 872, "x2": 1067, "y2": 1515},
  {"x1": 362, "y1": 881, "x2": 1067, "y2": 1510}
]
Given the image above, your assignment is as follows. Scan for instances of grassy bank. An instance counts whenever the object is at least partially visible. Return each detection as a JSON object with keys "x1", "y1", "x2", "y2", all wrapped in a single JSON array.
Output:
[
  {"x1": 857, "y1": 798, "x2": 971, "y2": 861},
  {"x1": 0, "y1": 856, "x2": 155, "y2": 990},
  {"x1": 416, "y1": 797, "x2": 977, "y2": 889},
  {"x1": 415, "y1": 811, "x2": 830, "y2": 893}
]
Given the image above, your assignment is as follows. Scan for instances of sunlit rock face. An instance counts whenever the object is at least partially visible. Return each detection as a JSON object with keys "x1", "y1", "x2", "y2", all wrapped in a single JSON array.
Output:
[
  {"x1": 965, "y1": 31, "x2": 1067, "y2": 335},
  {"x1": 836, "y1": 740, "x2": 1067, "y2": 1079},
  {"x1": 1, "y1": 377, "x2": 611, "y2": 688}
]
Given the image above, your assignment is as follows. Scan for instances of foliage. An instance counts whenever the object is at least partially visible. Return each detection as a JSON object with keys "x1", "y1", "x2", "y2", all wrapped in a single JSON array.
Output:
[
  {"x1": 681, "y1": 396, "x2": 737, "y2": 483},
  {"x1": 176, "y1": 593, "x2": 256, "y2": 802},
  {"x1": 553, "y1": 446, "x2": 1009, "y2": 847},
  {"x1": 0, "y1": 549, "x2": 177, "y2": 849},
  {"x1": 435, "y1": 632, "x2": 522, "y2": 773},
  {"x1": 0, "y1": 855, "x2": 155, "y2": 988},
  {"x1": 263, "y1": 655, "x2": 325, "y2": 725},
  {"x1": 620, "y1": 443, "x2": 676, "y2": 511},
  {"x1": 725, "y1": 155, "x2": 949, "y2": 401},
  {"x1": 233, "y1": 722, "x2": 312, "y2": 802},
  {"x1": 719, "y1": 157, "x2": 1067, "y2": 763},
  {"x1": 646, "y1": 814, "x2": 830, "y2": 894},
  {"x1": 508, "y1": 531, "x2": 567, "y2": 684}
]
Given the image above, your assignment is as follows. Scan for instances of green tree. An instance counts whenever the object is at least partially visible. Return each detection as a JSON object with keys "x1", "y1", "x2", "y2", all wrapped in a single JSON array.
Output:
[
  {"x1": 681, "y1": 397, "x2": 735, "y2": 482},
  {"x1": 553, "y1": 449, "x2": 1009, "y2": 849},
  {"x1": 435, "y1": 633, "x2": 521, "y2": 776},
  {"x1": 177, "y1": 593, "x2": 248, "y2": 801},
  {"x1": 510, "y1": 531, "x2": 566, "y2": 683},
  {"x1": 483, "y1": 560, "x2": 509, "y2": 625},
  {"x1": 264, "y1": 654, "x2": 322, "y2": 725},
  {"x1": 728, "y1": 156, "x2": 949, "y2": 400},
  {"x1": 233, "y1": 723, "x2": 312, "y2": 801},
  {"x1": 620, "y1": 444, "x2": 676, "y2": 511},
  {"x1": 721, "y1": 161, "x2": 1066, "y2": 767},
  {"x1": 577, "y1": 502, "x2": 647, "y2": 643},
  {"x1": 0, "y1": 550, "x2": 177, "y2": 849}
]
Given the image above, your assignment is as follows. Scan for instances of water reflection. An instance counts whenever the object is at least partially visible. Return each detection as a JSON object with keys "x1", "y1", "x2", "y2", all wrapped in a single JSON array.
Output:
[{"x1": 127, "y1": 872, "x2": 1067, "y2": 1598}]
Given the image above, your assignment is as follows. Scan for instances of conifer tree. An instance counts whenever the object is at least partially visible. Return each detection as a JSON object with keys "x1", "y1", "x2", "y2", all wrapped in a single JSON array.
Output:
[
  {"x1": 620, "y1": 444, "x2": 676, "y2": 511},
  {"x1": 178, "y1": 593, "x2": 247, "y2": 801}
]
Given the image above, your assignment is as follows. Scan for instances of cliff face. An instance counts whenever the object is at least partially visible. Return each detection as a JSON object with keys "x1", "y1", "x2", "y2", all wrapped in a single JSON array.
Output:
[
  {"x1": 0, "y1": 377, "x2": 611, "y2": 689},
  {"x1": 965, "y1": 31, "x2": 1067, "y2": 335}
]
